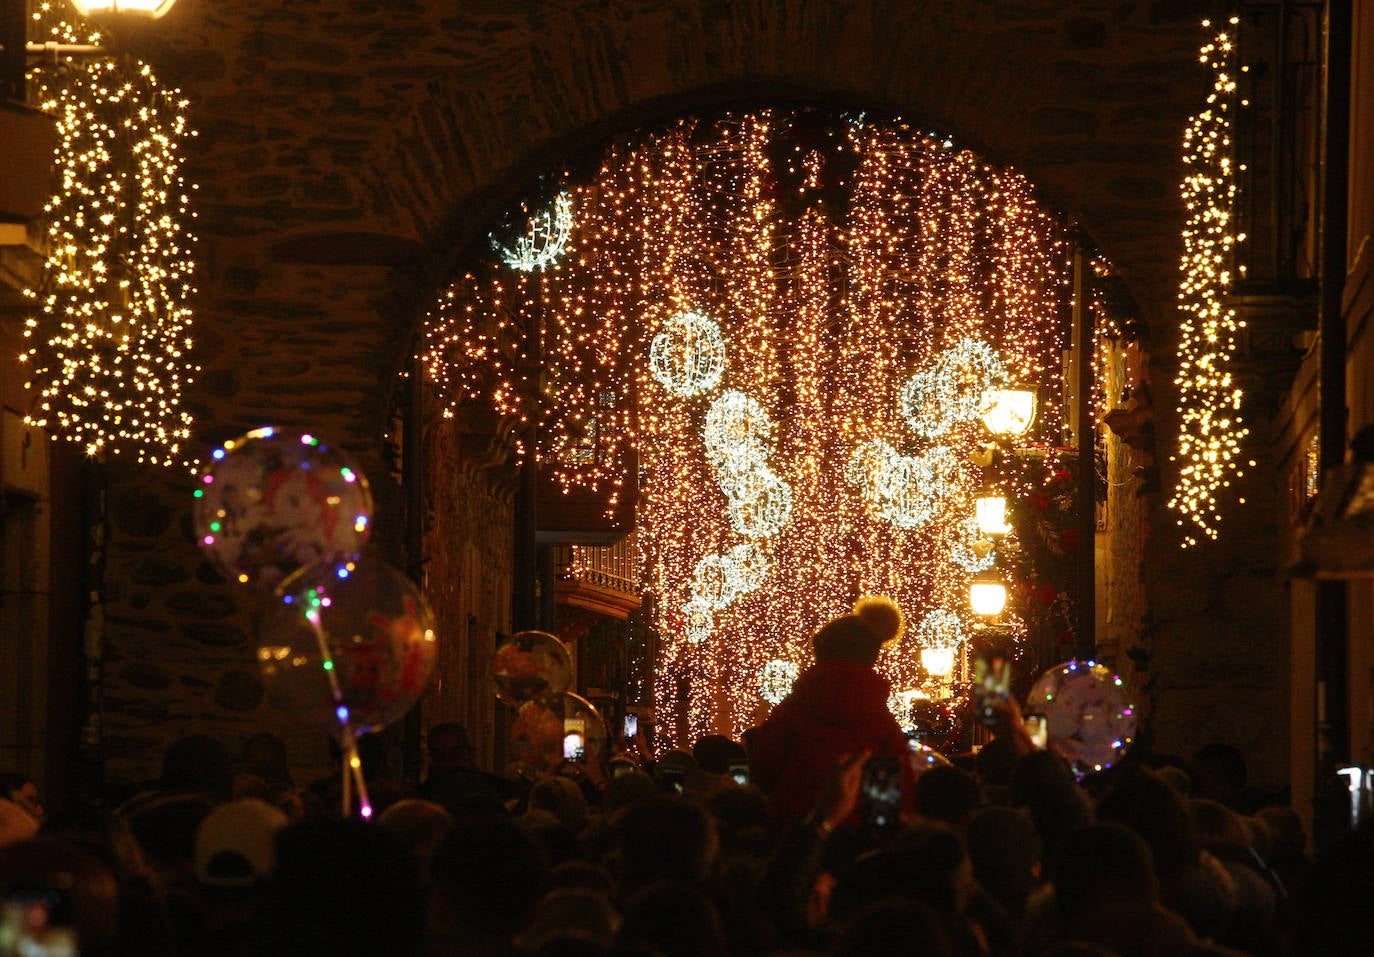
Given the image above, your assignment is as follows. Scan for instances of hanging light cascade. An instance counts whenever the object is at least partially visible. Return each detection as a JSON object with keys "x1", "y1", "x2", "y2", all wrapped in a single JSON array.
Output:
[{"x1": 421, "y1": 111, "x2": 1073, "y2": 743}]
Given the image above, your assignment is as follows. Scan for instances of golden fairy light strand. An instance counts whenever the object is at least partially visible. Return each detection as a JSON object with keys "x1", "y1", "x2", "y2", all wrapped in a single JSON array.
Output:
[
  {"x1": 420, "y1": 111, "x2": 1072, "y2": 744},
  {"x1": 1168, "y1": 18, "x2": 1252, "y2": 546},
  {"x1": 20, "y1": 2, "x2": 198, "y2": 466}
]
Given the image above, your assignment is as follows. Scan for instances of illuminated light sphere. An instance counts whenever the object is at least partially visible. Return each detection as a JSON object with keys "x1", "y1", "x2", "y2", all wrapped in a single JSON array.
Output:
[
  {"x1": 845, "y1": 438, "x2": 901, "y2": 492},
  {"x1": 649, "y1": 310, "x2": 726, "y2": 396},
  {"x1": 974, "y1": 493, "x2": 1012, "y2": 537},
  {"x1": 703, "y1": 391, "x2": 773, "y2": 476},
  {"x1": 724, "y1": 541, "x2": 771, "y2": 595},
  {"x1": 494, "y1": 192, "x2": 574, "y2": 271},
  {"x1": 759, "y1": 659, "x2": 800, "y2": 704},
  {"x1": 723, "y1": 466, "x2": 793, "y2": 539},
  {"x1": 901, "y1": 338, "x2": 1009, "y2": 438},
  {"x1": 981, "y1": 386, "x2": 1037, "y2": 436},
  {"x1": 861, "y1": 444, "x2": 963, "y2": 530},
  {"x1": 72, "y1": 0, "x2": 178, "y2": 17},
  {"x1": 968, "y1": 570, "x2": 1008, "y2": 617},
  {"x1": 690, "y1": 543, "x2": 770, "y2": 610},
  {"x1": 950, "y1": 516, "x2": 997, "y2": 573},
  {"x1": 888, "y1": 687, "x2": 931, "y2": 732},
  {"x1": 683, "y1": 599, "x2": 713, "y2": 644}
]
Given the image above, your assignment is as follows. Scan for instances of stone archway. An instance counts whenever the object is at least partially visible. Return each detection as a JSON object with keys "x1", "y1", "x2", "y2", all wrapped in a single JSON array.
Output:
[{"x1": 91, "y1": 1, "x2": 1288, "y2": 791}]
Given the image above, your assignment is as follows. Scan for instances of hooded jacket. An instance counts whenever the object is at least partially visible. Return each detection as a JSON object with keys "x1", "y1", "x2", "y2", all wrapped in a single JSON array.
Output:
[{"x1": 748, "y1": 658, "x2": 914, "y2": 821}]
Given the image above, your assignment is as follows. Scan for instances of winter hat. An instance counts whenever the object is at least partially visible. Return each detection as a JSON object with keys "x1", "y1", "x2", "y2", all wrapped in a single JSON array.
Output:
[
  {"x1": 194, "y1": 797, "x2": 289, "y2": 888},
  {"x1": 813, "y1": 596, "x2": 905, "y2": 665}
]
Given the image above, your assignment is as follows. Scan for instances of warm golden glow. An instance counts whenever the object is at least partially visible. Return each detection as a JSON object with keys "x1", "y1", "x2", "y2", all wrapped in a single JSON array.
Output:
[
  {"x1": 920, "y1": 645, "x2": 957, "y2": 678},
  {"x1": 981, "y1": 387, "x2": 1036, "y2": 436},
  {"x1": 421, "y1": 111, "x2": 1072, "y2": 743},
  {"x1": 974, "y1": 494, "x2": 1012, "y2": 537},
  {"x1": 22, "y1": 3, "x2": 198, "y2": 466},
  {"x1": 70, "y1": 0, "x2": 178, "y2": 18},
  {"x1": 1169, "y1": 18, "x2": 1251, "y2": 546},
  {"x1": 968, "y1": 572, "x2": 1008, "y2": 617}
]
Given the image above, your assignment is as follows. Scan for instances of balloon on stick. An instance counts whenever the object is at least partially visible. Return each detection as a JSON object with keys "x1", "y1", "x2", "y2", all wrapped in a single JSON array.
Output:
[
  {"x1": 194, "y1": 427, "x2": 373, "y2": 588},
  {"x1": 258, "y1": 556, "x2": 438, "y2": 737}
]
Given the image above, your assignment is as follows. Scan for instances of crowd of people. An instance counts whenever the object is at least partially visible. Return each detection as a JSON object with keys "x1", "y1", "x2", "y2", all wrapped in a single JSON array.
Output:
[{"x1": 0, "y1": 599, "x2": 1370, "y2": 956}]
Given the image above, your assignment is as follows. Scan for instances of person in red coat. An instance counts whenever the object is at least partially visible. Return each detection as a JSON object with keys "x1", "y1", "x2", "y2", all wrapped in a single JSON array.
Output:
[{"x1": 748, "y1": 596, "x2": 914, "y2": 823}]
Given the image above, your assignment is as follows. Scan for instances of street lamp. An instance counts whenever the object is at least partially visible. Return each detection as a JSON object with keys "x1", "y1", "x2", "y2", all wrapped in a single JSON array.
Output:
[
  {"x1": 920, "y1": 642, "x2": 958, "y2": 679},
  {"x1": 974, "y1": 491, "x2": 1012, "y2": 537},
  {"x1": 71, "y1": 0, "x2": 179, "y2": 17},
  {"x1": 982, "y1": 385, "x2": 1037, "y2": 437},
  {"x1": 968, "y1": 569, "x2": 1008, "y2": 617}
]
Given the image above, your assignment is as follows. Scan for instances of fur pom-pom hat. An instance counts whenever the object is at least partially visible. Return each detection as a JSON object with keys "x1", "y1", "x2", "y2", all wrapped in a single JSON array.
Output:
[
  {"x1": 853, "y1": 595, "x2": 904, "y2": 643},
  {"x1": 812, "y1": 595, "x2": 905, "y2": 666}
]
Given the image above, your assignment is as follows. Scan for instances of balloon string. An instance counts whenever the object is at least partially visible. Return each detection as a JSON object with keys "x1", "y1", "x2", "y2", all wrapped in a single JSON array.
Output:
[{"x1": 304, "y1": 605, "x2": 373, "y2": 819}]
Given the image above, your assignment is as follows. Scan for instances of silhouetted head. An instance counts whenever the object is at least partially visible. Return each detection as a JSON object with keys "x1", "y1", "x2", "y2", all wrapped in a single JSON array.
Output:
[
  {"x1": 430, "y1": 813, "x2": 549, "y2": 939},
  {"x1": 612, "y1": 796, "x2": 718, "y2": 893}
]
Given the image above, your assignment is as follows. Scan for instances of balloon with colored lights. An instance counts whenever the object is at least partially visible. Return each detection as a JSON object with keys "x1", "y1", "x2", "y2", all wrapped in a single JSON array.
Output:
[
  {"x1": 506, "y1": 692, "x2": 608, "y2": 775},
  {"x1": 907, "y1": 743, "x2": 951, "y2": 777},
  {"x1": 257, "y1": 557, "x2": 437, "y2": 736},
  {"x1": 1025, "y1": 659, "x2": 1136, "y2": 778},
  {"x1": 193, "y1": 427, "x2": 373, "y2": 588},
  {"x1": 493, "y1": 630, "x2": 573, "y2": 706}
]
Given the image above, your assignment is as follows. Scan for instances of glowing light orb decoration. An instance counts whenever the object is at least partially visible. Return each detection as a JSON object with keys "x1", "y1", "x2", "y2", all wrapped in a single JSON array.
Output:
[
  {"x1": 494, "y1": 192, "x2": 574, "y2": 271},
  {"x1": 901, "y1": 339, "x2": 1009, "y2": 438},
  {"x1": 759, "y1": 659, "x2": 800, "y2": 704},
  {"x1": 1169, "y1": 18, "x2": 1252, "y2": 547},
  {"x1": 950, "y1": 517, "x2": 996, "y2": 573},
  {"x1": 420, "y1": 109, "x2": 1075, "y2": 743},
  {"x1": 692, "y1": 541, "x2": 772, "y2": 609},
  {"x1": 723, "y1": 466, "x2": 793, "y2": 539},
  {"x1": 703, "y1": 391, "x2": 774, "y2": 477},
  {"x1": 682, "y1": 599, "x2": 713, "y2": 644},
  {"x1": 851, "y1": 442, "x2": 966, "y2": 530},
  {"x1": 649, "y1": 310, "x2": 727, "y2": 396}
]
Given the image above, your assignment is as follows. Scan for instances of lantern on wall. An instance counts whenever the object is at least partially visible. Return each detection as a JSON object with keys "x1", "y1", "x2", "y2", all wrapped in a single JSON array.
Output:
[
  {"x1": 974, "y1": 492, "x2": 1012, "y2": 537},
  {"x1": 981, "y1": 386, "x2": 1037, "y2": 437},
  {"x1": 968, "y1": 569, "x2": 1008, "y2": 618}
]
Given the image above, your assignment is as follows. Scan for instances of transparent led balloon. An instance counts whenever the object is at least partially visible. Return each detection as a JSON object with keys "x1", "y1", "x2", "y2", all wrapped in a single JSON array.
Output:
[
  {"x1": 703, "y1": 391, "x2": 773, "y2": 476},
  {"x1": 683, "y1": 599, "x2": 713, "y2": 644},
  {"x1": 494, "y1": 192, "x2": 574, "y2": 271},
  {"x1": 493, "y1": 630, "x2": 574, "y2": 706},
  {"x1": 257, "y1": 557, "x2": 437, "y2": 737},
  {"x1": 194, "y1": 427, "x2": 373, "y2": 588},
  {"x1": 506, "y1": 692, "x2": 608, "y2": 775},
  {"x1": 1026, "y1": 659, "x2": 1137, "y2": 778}
]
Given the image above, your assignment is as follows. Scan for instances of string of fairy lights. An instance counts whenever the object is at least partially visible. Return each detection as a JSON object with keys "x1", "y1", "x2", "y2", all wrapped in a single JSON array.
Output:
[
  {"x1": 19, "y1": 2, "x2": 198, "y2": 466},
  {"x1": 421, "y1": 109, "x2": 1079, "y2": 744},
  {"x1": 1168, "y1": 17, "x2": 1253, "y2": 546}
]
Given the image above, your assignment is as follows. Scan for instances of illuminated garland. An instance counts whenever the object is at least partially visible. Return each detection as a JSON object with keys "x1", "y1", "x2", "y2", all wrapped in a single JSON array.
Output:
[
  {"x1": 759, "y1": 659, "x2": 800, "y2": 704},
  {"x1": 20, "y1": 3, "x2": 198, "y2": 466},
  {"x1": 1168, "y1": 17, "x2": 1251, "y2": 546},
  {"x1": 421, "y1": 111, "x2": 1072, "y2": 743}
]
